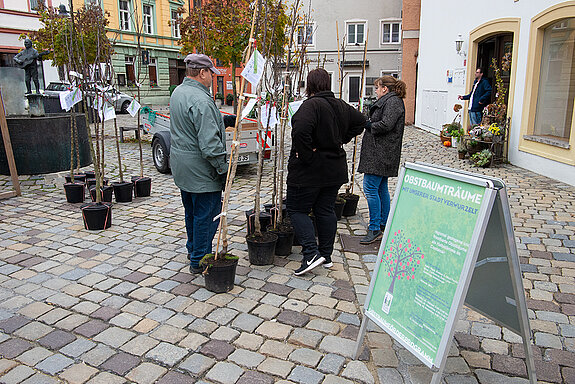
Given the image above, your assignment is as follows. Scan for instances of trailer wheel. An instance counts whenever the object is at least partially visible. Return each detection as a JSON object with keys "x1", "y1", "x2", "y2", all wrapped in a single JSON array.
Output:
[{"x1": 152, "y1": 139, "x2": 170, "y2": 173}]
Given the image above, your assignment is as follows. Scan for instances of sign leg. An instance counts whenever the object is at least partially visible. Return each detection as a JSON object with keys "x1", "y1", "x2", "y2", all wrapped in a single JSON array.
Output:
[{"x1": 354, "y1": 315, "x2": 369, "y2": 360}]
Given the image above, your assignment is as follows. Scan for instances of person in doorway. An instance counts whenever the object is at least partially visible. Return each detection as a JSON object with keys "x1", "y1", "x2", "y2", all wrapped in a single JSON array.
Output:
[
  {"x1": 358, "y1": 76, "x2": 407, "y2": 244},
  {"x1": 458, "y1": 68, "x2": 492, "y2": 126},
  {"x1": 287, "y1": 68, "x2": 366, "y2": 276},
  {"x1": 169, "y1": 54, "x2": 227, "y2": 274}
]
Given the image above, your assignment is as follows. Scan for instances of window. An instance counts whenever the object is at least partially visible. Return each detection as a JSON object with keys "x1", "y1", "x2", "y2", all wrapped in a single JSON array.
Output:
[
  {"x1": 382, "y1": 22, "x2": 401, "y2": 44},
  {"x1": 125, "y1": 56, "x2": 135, "y2": 86},
  {"x1": 143, "y1": 4, "x2": 153, "y2": 34},
  {"x1": 533, "y1": 18, "x2": 575, "y2": 142},
  {"x1": 29, "y1": 0, "x2": 45, "y2": 11},
  {"x1": 297, "y1": 25, "x2": 314, "y2": 46},
  {"x1": 148, "y1": 58, "x2": 158, "y2": 87},
  {"x1": 171, "y1": 10, "x2": 180, "y2": 38},
  {"x1": 119, "y1": 0, "x2": 131, "y2": 31},
  {"x1": 381, "y1": 71, "x2": 399, "y2": 78},
  {"x1": 347, "y1": 23, "x2": 366, "y2": 45}
]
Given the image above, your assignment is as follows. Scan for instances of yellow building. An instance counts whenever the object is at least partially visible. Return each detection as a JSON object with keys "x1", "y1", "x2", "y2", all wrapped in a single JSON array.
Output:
[{"x1": 78, "y1": 0, "x2": 188, "y2": 104}]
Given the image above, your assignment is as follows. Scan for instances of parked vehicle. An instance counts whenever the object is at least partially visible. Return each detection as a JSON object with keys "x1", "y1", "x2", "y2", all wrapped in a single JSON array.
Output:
[
  {"x1": 43, "y1": 81, "x2": 71, "y2": 97},
  {"x1": 142, "y1": 111, "x2": 272, "y2": 174},
  {"x1": 43, "y1": 82, "x2": 133, "y2": 113}
]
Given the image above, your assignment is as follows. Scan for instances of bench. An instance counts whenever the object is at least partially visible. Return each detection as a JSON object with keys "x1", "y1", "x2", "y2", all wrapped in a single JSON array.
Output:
[{"x1": 120, "y1": 125, "x2": 141, "y2": 143}]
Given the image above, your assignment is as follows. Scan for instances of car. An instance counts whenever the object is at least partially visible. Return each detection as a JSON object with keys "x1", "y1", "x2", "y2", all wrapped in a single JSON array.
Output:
[{"x1": 43, "y1": 82, "x2": 134, "y2": 113}]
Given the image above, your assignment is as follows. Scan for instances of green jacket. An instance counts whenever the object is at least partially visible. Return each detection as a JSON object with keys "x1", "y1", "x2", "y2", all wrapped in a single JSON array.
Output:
[{"x1": 169, "y1": 77, "x2": 227, "y2": 193}]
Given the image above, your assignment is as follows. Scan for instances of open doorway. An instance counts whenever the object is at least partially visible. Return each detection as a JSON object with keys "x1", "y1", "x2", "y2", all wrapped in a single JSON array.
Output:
[{"x1": 476, "y1": 33, "x2": 513, "y2": 107}]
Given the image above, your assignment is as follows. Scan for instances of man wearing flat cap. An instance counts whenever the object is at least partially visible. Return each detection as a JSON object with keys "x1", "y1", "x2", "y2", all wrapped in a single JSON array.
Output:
[{"x1": 170, "y1": 53, "x2": 227, "y2": 274}]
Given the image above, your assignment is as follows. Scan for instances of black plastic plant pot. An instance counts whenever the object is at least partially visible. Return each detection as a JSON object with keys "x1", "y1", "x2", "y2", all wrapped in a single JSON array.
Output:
[
  {"x1": 245, "y1": 209, "x2": 272, "y2": 236},
  {"x1": 334, "y1": 198, "x2": 346, "y2": 220},
  {"x1": 86, "y1": 177, "x2": 108, "y2": 188},
  {"x1": 247, "y1": 232, "x2": 278, "y2": 266},
  {"x1": 339, "y1": 193, "x2": 360, "y2": 217},
  {"x1": 84, "y1": 170, "x2": 95, "y2": 179},
  {"x1": 64, "y1": 182, "x2": 85, "y2": 203},
  {"x1": 264, "y1": 202, "x2": 287, "y2": 219},
  {"x1": 65, "y1": 173, "x2": 86, "y2": 184},
  {"x1": 273, "y1": 229, "x2": 295, "y2": 256},
  {"x1": 203, "y1": 256, "x2": 238, "y2": 293},
  {"x1": 89, "y1": 185, "x2": 113, "y2": 202},
  {"x1": 131, "y1": 176, "x2": 152, "y2": 197},
  {"x1": 81, "y1": 202, "x2": 112, "y2": 230},
  {"x1": 112, "y1": 181, "x2": 133, "y2": 203}
]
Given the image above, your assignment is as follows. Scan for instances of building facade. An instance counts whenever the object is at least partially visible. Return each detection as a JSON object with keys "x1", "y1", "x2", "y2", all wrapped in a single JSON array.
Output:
[
  {"x1": 401, "y1": 0, "x2": 420, "y2": 125},
  {"x1": 294, "y1": 0, "x2": 403, "y2": 106},
  {"x1": 81, "y1": 0, "x2": 189, "y2": 105},
  {"x1": 0, "y1": 0, "x2": 66, "y2": 88},
  {"x1": 416, "y1": 0, "x2": 575, "y2": 187}
]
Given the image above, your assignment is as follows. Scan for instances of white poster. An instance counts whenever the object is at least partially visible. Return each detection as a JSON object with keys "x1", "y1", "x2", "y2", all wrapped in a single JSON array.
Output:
[
  {"x1": 241, "y1": 49, "x2": 266, "y2": 88},
  {"x1": 60, "y1": 87, "x2": 82, "y2": 111},
  {"x1": 241, "y1": 98, "x2": 257, "y2": 120},
  {"x1": 127, "y1": 99, "x2": 141, "y2": 117},
  {"x1": 226, "y1": 81, "x2": 233, "y2": 90},
  {"x1": 288, "y1": 100, "x2": 304, "y2": 126},
  {"x1": 260, "y1": 101, "x2": 277, "y2": 128},
  {"x1": 103, "y1": 105, "x2": 116, "y2": 121}
]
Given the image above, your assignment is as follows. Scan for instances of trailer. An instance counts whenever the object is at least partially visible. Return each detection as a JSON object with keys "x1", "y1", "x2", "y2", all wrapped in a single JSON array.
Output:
[{"x1": 141, "y1": 110, "x2": 271, "y2": 174}]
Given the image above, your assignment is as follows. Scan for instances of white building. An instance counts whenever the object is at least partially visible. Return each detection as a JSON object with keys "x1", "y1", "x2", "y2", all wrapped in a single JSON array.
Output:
[
  {"x1": 416, "y1": 1, "x2": 575, "y2": 187},
  {"x1": 293, "y1": 0, "x2": 403, "y2": 105},
  {"x1": 0, "y1": 0, "x2": 67, "y2": 86}
]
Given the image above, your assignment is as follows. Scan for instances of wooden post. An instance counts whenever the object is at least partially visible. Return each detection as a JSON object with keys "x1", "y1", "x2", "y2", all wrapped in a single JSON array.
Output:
[{"x1": 0, "y1": 88, "x2": 21, "y2": 199}]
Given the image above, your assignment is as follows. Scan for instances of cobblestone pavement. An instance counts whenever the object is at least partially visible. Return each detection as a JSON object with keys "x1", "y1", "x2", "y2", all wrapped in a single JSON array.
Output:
[{"x1": 0, "y1": 111, "x2": 574, "y2": 384}]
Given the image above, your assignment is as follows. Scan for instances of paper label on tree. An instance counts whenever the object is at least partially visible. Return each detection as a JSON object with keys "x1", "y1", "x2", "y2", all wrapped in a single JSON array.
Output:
[
  {"x1": 103, "y1": 105, "x2": 116, "y2": 121},
  {"x1": 60, "y1": 87, "x2": 82, "y2": 111},
  {"x1": 259, "y1": 101, "x2": 277, "y2": 128},
  {"x1": 241, "y1": 98, "x2": 257, "y2": 120},
  {"x1": 241, "y1": 49, "x2": 266, "y2": 88},
  {"x1": 59, "y1": 90, "x2": 71, "y2": 111},
  {"x1": 127, "y1": 99, "x2": 140, "y2": 117},
  {"x1": 288, "y1": 100, "x2": 304, "y2": 126}
]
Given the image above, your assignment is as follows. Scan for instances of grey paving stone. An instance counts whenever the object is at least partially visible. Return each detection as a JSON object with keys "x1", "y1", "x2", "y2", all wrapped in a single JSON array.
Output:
[
  {"x1": 60, "y1": 338, "x2": 97, "y2": 358},
  {"x1": 289, "y1": 348, "x2": 323, "y2": 367},
  {"x1": 147, "y1": 308, "x2": 175, "y2": 322},
  {"x1": 20, "y1": 372, "x2": 62, "y2": 384},
  {"x1": 125, "y1": 362, "x2": 167, "y2": 384},
  {"x1": 205, "y1": 361, "x2": 244, "y2": 384},
  {"x1": 0, "y1": 364, "x2": 35, "y2": 383},
  {"x1": 289, "y1": 328, "x2": 323, "y2": 348},
  {"x1": 154, "y1": 280, "x2": 180, "y2": 291},
  {"x1": 319, "y1": 336, "x2": 356, "y2": 358},
  {"x1": 288, "y1": 365, "x2": 324, "y2": 384},
  {"x1": 337, "y1": 313, "x2": 361, "y2": 326},
  {"x1": 93, "y1": 327, "x2": 135, "y2": 348},
  {"x1": 378, "y1": 368, "x2": 404, "y2": 383},
  {"x1": 191, "y1": 288, "x2": 216, "y2": 301},
  {"x1": 446, "y1": 375, "x2": 479, "y2": 384},
  {"x1": 101, "y1": 352, "x2": 140, "y2": 376},
  {"x1": 231, "y1": 313, "x2": 264, "y2": 333},
  {"x1": 207, "y1": 307, "x2": 239, "y2": 325},
  {"x1": 471, "y1": 323, "x2": 501, "y2": 339},
  {"x1": 236, "y1": 371, "x2": 275, "y2": 384},
  {"x1": 228, "y1": 349, "x2": 265, "y2": 368},
  {"x1": 81, "y1": 344, "x2": 116, "y2": 367},
  {"x1": 179, "y1": 353, "x2": 216, "y2": 375},
  {"x1": 0, "y1": 338, "x2": 34, "y2": 358},
  {"x1": 145, "y1": 342, "x2": 188, "y2": 366},
  {"x1": 35, "y1": 353, "x2": 74, "y2": 375},
  {"x1": 109, "y1": 282, "x2": 139, "y2": 295},
  {"x1": 318, "y1": 353, "x2": 346, "y2": 374},
  {"x1": 341, "y1": 361, "x2": 375, "y2": 384},
  {"x1": 17, "y1": 346, "x2": 53, "y2": 365},
  {"x1": 475, "y1": 369, "x2": 529, "y2": 384}
]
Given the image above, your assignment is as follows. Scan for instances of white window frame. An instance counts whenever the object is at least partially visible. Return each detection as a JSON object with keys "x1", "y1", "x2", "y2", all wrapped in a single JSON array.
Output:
[
  {"x1": 171, "y1": 9, "x2": 181, "y2": 38},
  {"x1": 381, "y1": 20, "x2": 401, "y2": 44},
  {"x1": 296, "y1": 24, "x2": 315, "y2": 47},
  {"x1": 381, "y1": 70, "x2": 399, "y2": 78},
  {"x1": 119, "y1": 0, "x2": 131, "y2": 31},
  {"x1": 346, "y1": 20, "x2": 367, "y2": 45},
  {"x1": 143, "y1": 4, "x2": 154, "y2": 35}
]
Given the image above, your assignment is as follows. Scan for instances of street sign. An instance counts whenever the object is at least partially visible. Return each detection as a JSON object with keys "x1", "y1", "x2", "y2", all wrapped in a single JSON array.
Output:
[{"x1": 355, "y1": 162, "x2": 536, "y2": 384}]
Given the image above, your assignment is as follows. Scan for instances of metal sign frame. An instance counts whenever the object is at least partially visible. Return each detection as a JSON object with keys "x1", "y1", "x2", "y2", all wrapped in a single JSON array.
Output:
[{"x1": 354, "y1": 162, "x2": 536, "y2": 384}]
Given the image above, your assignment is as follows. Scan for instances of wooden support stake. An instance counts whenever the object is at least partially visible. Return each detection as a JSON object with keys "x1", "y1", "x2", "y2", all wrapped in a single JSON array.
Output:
[{"x1": 0, "y1": 88, "x2": 21, "y2": 200}]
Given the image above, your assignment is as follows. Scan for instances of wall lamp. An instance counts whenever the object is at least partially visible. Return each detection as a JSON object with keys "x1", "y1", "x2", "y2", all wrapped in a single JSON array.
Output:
[{"x1": 455, "y1": 34, "x2": 466, "y2": 57}]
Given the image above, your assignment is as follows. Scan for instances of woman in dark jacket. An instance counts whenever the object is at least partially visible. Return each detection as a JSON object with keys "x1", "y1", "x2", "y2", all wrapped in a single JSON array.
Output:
[
  {"x1": 357, "y1": 76, "x2": 406, "y2": 244},
  {"x1": 287, "y1": 68, "x2": 366, "y2": 275}
]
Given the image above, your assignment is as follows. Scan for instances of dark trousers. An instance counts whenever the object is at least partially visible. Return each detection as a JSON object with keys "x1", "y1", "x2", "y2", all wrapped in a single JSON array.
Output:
[
  {"x1": 286, "y1": 185, "x2": 340, "y2": 261},
  {"x1": 180, "y1": 190, "x2": 222, "y2": 268}
]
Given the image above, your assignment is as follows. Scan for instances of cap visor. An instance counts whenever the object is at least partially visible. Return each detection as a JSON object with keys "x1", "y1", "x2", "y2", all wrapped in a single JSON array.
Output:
[{"x1": 210, "y1": 67, "x2": 221, "y2": 75}]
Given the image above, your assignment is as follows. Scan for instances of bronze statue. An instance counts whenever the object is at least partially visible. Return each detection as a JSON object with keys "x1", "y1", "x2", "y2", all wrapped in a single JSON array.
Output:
[{"x1": 13, "y1": 39, "x2": 50, "y2": 94}]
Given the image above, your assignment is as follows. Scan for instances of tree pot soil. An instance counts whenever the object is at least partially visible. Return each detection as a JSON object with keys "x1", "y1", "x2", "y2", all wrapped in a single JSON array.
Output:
[
  {"x1": 131, "y1": 176, "x2": 152, "y2": 197},
  {"x1": 65, "y1": 173, "x2": 86, "y2": 184},
  {"x1": 64, "y1": 182, "x2": 85, "y2": 203},
  {"x1": 245, "y1": 209, "x2": 272, "y2": 236},
  {"x1": 89, "y1": 185, "x2": 113, "y2": 202},
  {"x1": 112, "y1": 181, "x2": 133, "y2": 203},
  {"x1": 81, "y1": 202, "x2": 112, "y2": 230},
  {"x1": 334, "y1": 197, "x2": 346, "y2": 220},
  {"x1": 267, "y1": 224, "x2": 294, "y2": 256},
  {"x1": 246, "y1": 232, "x2": 278, "y2": 266},
  {"x1": 201, "y1": 254, "x2": 239, "y2": 293},
  {"x1": 339, "y1": 193, "x2": 360, "y2": 217},
  {"x1": 86, "y1": 177, "x2": 109, "y2": 188}
]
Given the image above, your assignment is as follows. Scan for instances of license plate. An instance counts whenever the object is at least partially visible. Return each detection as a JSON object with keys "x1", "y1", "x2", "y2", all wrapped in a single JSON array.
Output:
[{"x1": 237, "y1": 154, "x2": 250, "y2": 163}]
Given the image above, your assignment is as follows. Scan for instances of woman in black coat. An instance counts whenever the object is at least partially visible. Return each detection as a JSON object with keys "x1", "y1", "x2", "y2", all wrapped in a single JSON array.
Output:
[
  {"x1": 357, "y1": 76, "x2": 406, "y2": 244},
  {"x1": 287, "y1": 68, "x2": 366, "y2": 275}
]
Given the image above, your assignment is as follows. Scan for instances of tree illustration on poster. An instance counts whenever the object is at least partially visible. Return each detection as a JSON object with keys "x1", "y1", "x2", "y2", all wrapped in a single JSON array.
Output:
[{"x1": 381, "y1": 230, "x2": 424, "y2": 314}]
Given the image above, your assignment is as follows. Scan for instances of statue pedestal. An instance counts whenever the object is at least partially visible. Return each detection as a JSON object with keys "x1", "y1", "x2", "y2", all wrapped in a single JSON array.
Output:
[{"x1": 26, "y1": 93, "x2": 45, "y2": 117}]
